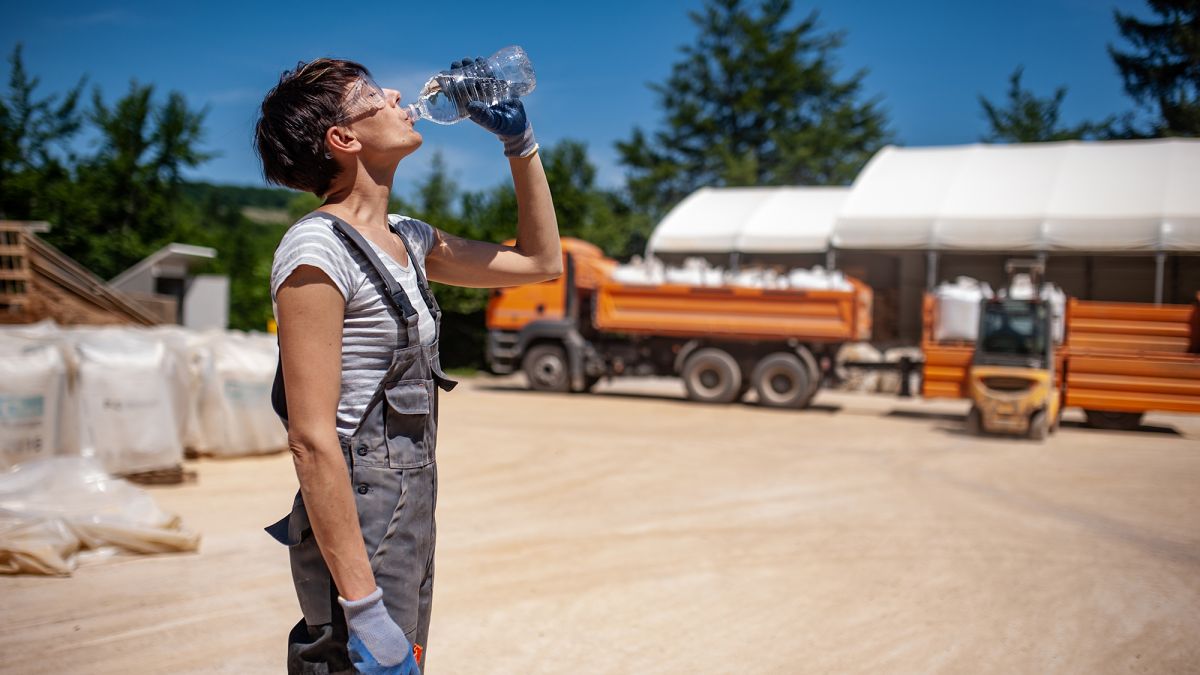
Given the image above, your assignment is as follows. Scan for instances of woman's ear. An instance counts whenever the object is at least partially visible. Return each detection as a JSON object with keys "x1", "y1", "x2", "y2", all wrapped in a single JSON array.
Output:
[{"x1": 325, "y1": 125, "x2": 360, "y2": 158}]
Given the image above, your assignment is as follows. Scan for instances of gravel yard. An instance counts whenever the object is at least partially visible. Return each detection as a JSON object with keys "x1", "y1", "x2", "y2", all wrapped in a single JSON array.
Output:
[{"x1": 2, "y1": 374, "x2": 1198, "y2": 674}]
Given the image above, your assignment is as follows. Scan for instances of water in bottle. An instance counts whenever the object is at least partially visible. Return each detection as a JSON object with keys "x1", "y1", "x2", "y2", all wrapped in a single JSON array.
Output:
[{"x1": 404, "y1": 45, "x2": 536, "y2": 125}]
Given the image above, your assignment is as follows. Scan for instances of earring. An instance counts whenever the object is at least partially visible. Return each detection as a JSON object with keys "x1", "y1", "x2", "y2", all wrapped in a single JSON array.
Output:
[{"x1": 323, "y1": 151, "x2": 332, "y2": 159}]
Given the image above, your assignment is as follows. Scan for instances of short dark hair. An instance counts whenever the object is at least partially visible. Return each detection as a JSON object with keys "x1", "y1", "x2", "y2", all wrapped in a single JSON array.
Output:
[{"x1": 254, "y1": 58, "x2": 371, "y2": 196}]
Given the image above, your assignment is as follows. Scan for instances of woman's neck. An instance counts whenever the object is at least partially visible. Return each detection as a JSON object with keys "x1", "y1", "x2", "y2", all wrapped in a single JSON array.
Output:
[{"x1": 322, "y1": 162, "x2": 397, "y2": 232}]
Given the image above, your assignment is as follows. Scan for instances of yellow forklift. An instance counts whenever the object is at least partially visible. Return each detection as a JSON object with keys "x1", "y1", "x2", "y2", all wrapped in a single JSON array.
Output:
[{"x1": 965, "y1": 261, "x2": 1062, "y2": 441}]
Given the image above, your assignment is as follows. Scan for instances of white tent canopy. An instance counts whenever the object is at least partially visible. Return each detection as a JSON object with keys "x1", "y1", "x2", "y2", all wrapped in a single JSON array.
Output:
[
  {"x1": 832, "y1": 139, "x2": 1200, "y2": 252},
  {"x1": 648, "y1": 186, "x2": 849, "y2": 255}
]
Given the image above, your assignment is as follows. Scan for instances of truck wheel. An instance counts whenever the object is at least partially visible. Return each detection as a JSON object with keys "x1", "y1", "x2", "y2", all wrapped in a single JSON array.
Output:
[
  {"x1": 523, "y1": 344, "x2": 570, "y2": 392},
  {"x1": 1028, "y1": 410, "x2": 1049, "y2": 441},
  {"x1": 682, "y1": 348, "x2": 742, "y2": 404},
  {"x1": 751, "y1": 353, "x2": 812, "y2": 409},
  {"x1": 795, "y1": 346, "x2": 821, "y2": 406},
  {"x1": 1084, "y1": 410, "x2": 1144, "y2": 431}
]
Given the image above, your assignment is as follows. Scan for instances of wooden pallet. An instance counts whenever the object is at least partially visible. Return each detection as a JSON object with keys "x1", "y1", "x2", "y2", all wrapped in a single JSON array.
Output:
[{"x1": 118, "y1": 464, "x2": 198, "y2": 486}]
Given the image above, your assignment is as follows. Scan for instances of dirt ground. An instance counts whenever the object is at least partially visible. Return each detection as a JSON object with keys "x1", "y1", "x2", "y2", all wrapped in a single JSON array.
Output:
[{"x1": 2, "y1": 374, "x2": 1198, "y2": 674}]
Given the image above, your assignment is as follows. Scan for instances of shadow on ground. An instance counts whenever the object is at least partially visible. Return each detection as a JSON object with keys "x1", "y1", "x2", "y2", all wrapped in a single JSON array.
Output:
[{"x1": 474, "y1": 383, "x2": 843, "y2": 413}]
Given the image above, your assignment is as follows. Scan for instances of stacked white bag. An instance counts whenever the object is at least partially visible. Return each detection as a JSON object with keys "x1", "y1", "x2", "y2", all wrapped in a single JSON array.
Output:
[
  {"x1": 610, "y1": 256, "x2": 664, "y2": 285},
  {"x1": 70, "y1": 329, "x2": 185, "y2": 475},
  {"x1": 933, "y1": 277, "x2": 995, "y2": 342},
  {"x1": 149, "y1": 326, "x2": 213, "y2": 453},
  {"x1": 1002, "y1": 274, "x2": 1067, "y2": 344},
  {"x1": 611, "y1": 256, "x2": 853, "y2": 292},
  {"x1": 194, "y1": 331, "x2": 286, "y2": 457},
  {"x1": 0, "y1": 322, "x2": 287, "y2": 472},
  {"x1": 0, "y1": 325, "x2": 67, "y2": 469}
]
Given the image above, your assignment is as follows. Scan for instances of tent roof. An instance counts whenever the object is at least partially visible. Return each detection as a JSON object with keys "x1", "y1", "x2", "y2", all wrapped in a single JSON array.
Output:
[
  {"x1": 648, "y1": 186, "x2": 849, "y2": 255},
  {"x1": 831, "y1": 139, "x2": 1200, "y2": 252}
]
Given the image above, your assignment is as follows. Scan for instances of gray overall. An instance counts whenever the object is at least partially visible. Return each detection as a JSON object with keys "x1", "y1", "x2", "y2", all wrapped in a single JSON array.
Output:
[{"x1": 266, "y1": 213, "x2": 458, "y2": 674}]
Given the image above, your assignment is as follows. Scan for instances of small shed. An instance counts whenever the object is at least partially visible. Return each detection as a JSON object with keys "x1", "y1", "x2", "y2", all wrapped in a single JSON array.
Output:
[{"x1": 110, "y1": 244, "x2": 228, "y2": 330}]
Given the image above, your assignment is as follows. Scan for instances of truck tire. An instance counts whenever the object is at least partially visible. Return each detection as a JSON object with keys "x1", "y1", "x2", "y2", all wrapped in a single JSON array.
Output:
[
  {"x1": 751, "y1": 352, "x2": 812, "y2": 409},
  {"x1": 1084, "y1": 410, "x2": 1144, "y2": 431},
  {"x1": 682, "y1": 348, "x2": 742, "y2": 404},
  {"x1": 523, "y1": 343, "x2": 570, "y2": 392},
  {"x1": 1028, "y1": 409, "x2": 1049, "y2": 441},
  {"x1": 795, "y1": 345, "x2": 821, "y2": 406}
]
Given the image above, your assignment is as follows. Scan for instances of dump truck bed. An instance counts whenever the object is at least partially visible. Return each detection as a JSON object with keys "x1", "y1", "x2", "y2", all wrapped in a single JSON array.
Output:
[
  {"x1": 593, "y1": 278, "x2": 873, "y2": 343},
  {"x1": 1062, "y1": 298, "x2": 1200, "y2": 415}
]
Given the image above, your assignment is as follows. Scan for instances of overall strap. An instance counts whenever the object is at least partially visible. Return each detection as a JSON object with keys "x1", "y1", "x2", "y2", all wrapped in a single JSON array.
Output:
[
  {"x1": 390, "y1": 217, "x2": 442, "y2": 324},
  {"x1": 315, "y1": 211, "x2": 420, "y2": 326}
]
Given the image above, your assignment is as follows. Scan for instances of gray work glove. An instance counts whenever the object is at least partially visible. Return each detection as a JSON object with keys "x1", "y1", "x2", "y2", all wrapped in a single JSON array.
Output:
[
  {"x1": 444, "y1": 56, "x2": 538, "y2": 158},
  {"x1": 339, "y1": 587, "x2": 420, "y2": 674}
]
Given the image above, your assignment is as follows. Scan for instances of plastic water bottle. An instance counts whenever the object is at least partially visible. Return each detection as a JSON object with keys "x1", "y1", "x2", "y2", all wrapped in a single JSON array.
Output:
[{"x1": 404, "y1": 46, "x2": 536, "y2": 125}]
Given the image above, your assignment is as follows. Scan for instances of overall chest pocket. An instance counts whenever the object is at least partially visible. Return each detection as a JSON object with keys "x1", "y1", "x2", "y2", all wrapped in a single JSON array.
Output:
[{"x1": 384, "y1": 379, "x2": 434, "y2": 468}]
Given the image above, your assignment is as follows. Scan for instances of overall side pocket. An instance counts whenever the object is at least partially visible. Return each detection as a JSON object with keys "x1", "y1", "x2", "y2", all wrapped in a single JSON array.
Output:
[{"x1": 383, "y1": 379, "x2": 433, "y2": 469}]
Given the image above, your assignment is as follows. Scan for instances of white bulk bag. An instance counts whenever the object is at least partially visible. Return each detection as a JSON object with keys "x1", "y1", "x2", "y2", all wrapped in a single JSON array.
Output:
[
  {"x1": 934, "y1": 277, "x2": 994, "y2": 342},
  {"x1": 825, "y1": 270, "x2": 853, "y2": 292},
  {"x1": 197, "y1": 332, "x2": 286, "y2": 456},
  {"x1": 149, "y1": 326, "x2": 217, "y2": 452},
  {"x1": 611, "y1": 264, "x2": 656, "y2": 285},
  {"x1": 664, "y1": 266, "x2": 705, "y2": 286},
  {"x1": 1003, "y1": 276, "x2": 1067, "y2": 344},
  {"x1": 147, "y1": 324, "x2": 208, "y2": 446},
  {"x1": 731, "y1": 269, "x2": 766, "y2": 288},
  {"x1": 71, "y1": 330, "x2": 183, "y2": 475},
  {"x1": 611, "y1": 256, "x2": 666, "y2": 286},
  {"x1": 1043, "y1": 285, "x2": 1067, "y2": 344},
  {"x1": 0, "y1": 339, "x2": 66, "y2": 470}
]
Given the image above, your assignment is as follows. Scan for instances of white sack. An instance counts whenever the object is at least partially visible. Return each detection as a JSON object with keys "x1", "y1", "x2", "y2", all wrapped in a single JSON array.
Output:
[
  {"x1": 1002, "y1": 275, "x2": 1067, "y2": 344},
  {"x1": 0, "y1": 339, "x2": 66, "y2": 470},
  {"x1": 611, "y1": 256, "x2": 665, "y2": 286},
  {"x1": 196, "y1": 333, "x2": 286, "y2": 456},
  {"x1": 71, "y1": 330, "x2": 183, "y2": 474},
  {"x1": 934, "y1": 277, "x2": 994, "y2": 342},
  {"x1": 834, "y1": 342, "x2": 883, "y2": 392}
]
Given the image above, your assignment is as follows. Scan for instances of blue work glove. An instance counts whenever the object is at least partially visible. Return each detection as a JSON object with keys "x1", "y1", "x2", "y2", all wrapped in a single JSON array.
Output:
[
  {"x1": 339, "y1": 588, "x2": 421, "y2": 675},
  {"x1": 443, "y1": 56, "x2": 538, "y2": 158}
]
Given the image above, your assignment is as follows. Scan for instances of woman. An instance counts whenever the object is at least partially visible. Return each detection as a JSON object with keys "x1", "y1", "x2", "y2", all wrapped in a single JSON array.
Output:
[{"x1": 255, "y1": 57, "x2": 560, "y2": 674}]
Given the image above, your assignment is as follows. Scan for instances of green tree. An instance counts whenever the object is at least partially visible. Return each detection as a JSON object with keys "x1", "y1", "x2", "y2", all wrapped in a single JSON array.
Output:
[
  {"x1": 979, "y1": 67, "x2": 1113, "y2": 142},
  {"x1": 176, "y1": 192, "x2": 287, "y2": 332},
  {"x1": 0, "y1": 44, "x2": 86, "y2": 221},
  {"x1": 56, "y1": 81, "x2": 213, "y2": 278},
  {"x1": 542, "y1": 140, "x2": 647, "y2": 259},
  {"x1": 1110, "y1": 0, "x2": 1200, "y2": 136},
  {"x1": 414, "y1": 151, "x2": 459, "y2": 227},
  {"x1": 616, "y1": 0, "x2": 890, "y2": 219}
]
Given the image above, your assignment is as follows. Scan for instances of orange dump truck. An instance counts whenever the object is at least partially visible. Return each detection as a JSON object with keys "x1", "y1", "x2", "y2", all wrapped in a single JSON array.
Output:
[
  {"x1": 922, "y1": 292, "x2": 1200, "y2": 431},
  {"x1": 486, "y1": 238, "x2": 873, "y2": 407}
]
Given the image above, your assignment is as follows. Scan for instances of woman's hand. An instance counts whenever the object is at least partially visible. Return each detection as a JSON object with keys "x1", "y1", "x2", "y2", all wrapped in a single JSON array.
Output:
[{"x1": 440, "y1": 56, "x2": 538, "y2": 157}]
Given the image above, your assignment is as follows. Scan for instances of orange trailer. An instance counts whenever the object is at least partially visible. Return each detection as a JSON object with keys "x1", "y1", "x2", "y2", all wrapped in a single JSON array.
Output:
[
  {"x1": 922, "y1": 292, "x2": 1200, "y2": 430},
  {"x1": 486, "y1": 237, "x2": 873, "y2": 407}
]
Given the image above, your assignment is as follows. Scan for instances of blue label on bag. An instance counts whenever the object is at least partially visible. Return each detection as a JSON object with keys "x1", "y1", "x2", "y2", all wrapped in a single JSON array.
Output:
[{"x1": 0, "y1": 395, "x2": 43, "y2": 421}]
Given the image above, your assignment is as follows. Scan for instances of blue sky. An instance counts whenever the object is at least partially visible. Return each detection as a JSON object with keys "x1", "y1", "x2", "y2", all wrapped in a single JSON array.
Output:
[{"x1": 3, "y1": 0, "x2": 1150, "y2": 201}]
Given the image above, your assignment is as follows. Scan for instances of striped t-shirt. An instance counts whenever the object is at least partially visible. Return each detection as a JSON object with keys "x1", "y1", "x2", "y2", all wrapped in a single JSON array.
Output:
[{"x1": 271, "y1": 213, "x2": 438, "y2": 436}]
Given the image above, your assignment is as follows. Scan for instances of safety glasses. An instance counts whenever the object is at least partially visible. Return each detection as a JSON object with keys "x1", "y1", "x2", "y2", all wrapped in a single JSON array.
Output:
[{"x1": 336, "y1": 76, "x2": 388, "y2": 125}]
